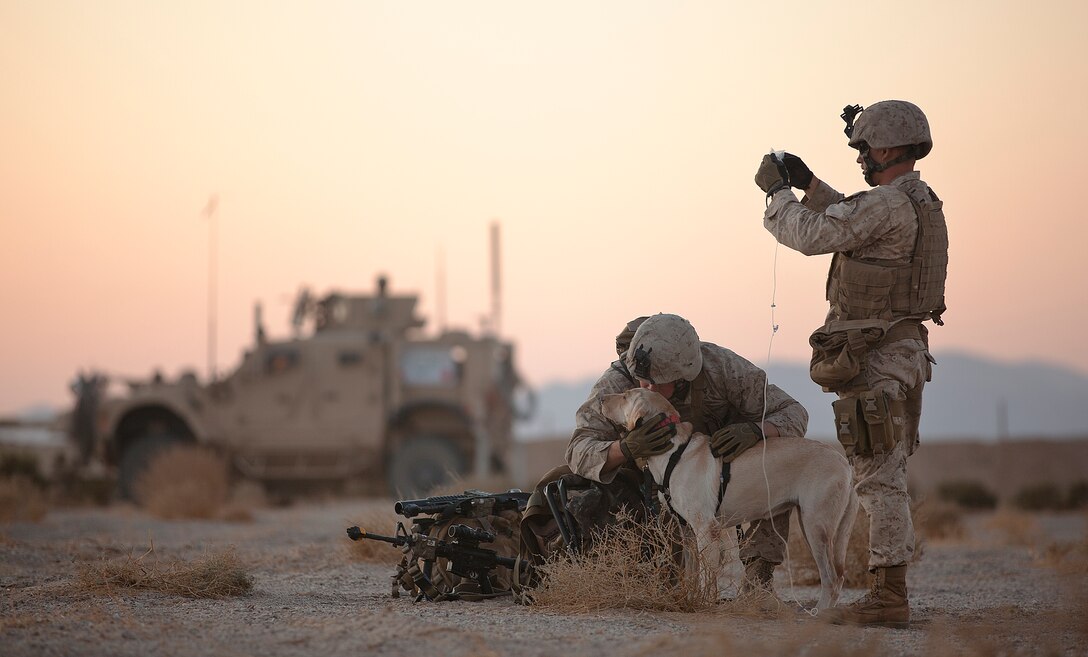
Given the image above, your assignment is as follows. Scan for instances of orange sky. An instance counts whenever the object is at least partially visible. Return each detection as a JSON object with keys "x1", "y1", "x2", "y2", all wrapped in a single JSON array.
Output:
[{"x1": 2, "y1": 1, "x2": 1087, "y2": 415}]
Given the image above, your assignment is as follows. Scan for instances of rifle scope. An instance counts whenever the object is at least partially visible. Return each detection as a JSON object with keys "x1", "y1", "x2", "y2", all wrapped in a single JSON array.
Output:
[{"x1": 447, "y1": 524, "x2": 495, "y2": 543}]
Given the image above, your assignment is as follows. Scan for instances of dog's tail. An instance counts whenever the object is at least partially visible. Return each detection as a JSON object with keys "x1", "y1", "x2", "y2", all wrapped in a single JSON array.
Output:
[{"x1": 833, "y1": 482, "x2": 860, "y2": 582}]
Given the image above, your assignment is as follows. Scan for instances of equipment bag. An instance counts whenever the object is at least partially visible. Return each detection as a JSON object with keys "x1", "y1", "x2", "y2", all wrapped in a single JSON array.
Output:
[
  {"x1": 809, "y1": 319, "x2": 888, "y2": 390},
  {"x1": 520, "y1": 465, "x2": 647, "y2": 567},
  {"x1": 393, "y1": 506, "x2": 525, "y2": 601}
]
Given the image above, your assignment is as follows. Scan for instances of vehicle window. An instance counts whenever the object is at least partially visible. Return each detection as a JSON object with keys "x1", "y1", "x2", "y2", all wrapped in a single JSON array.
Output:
[
  {"x1": 265, "y1": 349, "x2": 299, "y2": 375},
  {"x1": 400, "y1": 346, "x2": 459, "y2": 386}
]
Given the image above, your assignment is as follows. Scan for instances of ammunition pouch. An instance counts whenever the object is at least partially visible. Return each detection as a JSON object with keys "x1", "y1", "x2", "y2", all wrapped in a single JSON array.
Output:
[{"x1": 832, "y1": 391, "x2": 908, "y2": 458}]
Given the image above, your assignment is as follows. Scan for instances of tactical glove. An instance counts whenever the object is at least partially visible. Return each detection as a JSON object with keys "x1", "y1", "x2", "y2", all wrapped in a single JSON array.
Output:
[
  {"x1": 754, "y1": 154, "x2": 789, "y2": 196},
  {"x1": 619, "y1": 412, "x2": 676, "y2": 461},
  {"x1": 709, "y1": 422, "x2": 764, "y2": 462},
  {"x1": 781, "y1": 153, "x2": 813, "y2": 190}
]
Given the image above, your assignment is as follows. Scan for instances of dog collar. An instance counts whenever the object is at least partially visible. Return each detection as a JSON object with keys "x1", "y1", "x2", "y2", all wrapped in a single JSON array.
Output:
[{"x1": 654, "y1": 413, "x2": 681, "y2": 430}]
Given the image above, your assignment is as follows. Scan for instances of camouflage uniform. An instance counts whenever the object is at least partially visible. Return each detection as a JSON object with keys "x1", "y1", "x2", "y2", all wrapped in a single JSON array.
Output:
[
  {"x1": 566, "y1": 342, "x2": 809, "y2": 564},
  {"x1": 763, "y1": 172, "x2": 935, "y2": 568}
]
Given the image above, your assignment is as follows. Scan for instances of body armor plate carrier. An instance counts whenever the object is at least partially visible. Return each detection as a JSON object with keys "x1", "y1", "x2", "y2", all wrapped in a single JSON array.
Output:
[{"x1": 826, "y1": 178, "x2": 948, "y2": 325}]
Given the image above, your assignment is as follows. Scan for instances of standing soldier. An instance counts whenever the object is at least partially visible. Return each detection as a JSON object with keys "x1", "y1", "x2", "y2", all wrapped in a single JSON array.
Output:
[
  {"x1": 566, "y1": 313, "x2": 809, "y2": 595},
  {"x1": 753, "y1": 100, "x2": 948, "y2": 627}
]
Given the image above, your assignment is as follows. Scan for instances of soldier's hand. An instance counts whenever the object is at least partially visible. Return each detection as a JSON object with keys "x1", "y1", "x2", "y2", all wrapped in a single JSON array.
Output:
[
  {"x1": 781, "y1": 153, "x2": 814, "y2": 190},
  {"x1": 754, "y1": 154, "x2": 789, "y2": 195},
  {"x1": 619, "y1": 413, "x2": 676, "y2": 461},
  {"x1": 709, "y1": 422, "x2": 764, "y2": 462}
]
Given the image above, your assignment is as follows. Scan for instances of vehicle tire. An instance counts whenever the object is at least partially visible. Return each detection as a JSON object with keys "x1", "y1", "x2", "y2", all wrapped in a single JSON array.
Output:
[
  {"x1": 386, "y1": 435, "x2": 467, "y2": 498},
  {"x1": 117, "y1": 432, "x2": 184, "y2": 502}
]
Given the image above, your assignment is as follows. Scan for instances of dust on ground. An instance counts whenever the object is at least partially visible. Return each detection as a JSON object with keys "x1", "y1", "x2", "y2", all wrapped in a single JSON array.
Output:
[{"x1": 2, "y1": 499, "x2": 1086, "y2": 657}]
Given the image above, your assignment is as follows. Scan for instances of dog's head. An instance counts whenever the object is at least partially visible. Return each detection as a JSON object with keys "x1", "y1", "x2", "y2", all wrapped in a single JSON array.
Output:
[{"x1": 600, "y1": 388, "x2": 691, "y2": 440}]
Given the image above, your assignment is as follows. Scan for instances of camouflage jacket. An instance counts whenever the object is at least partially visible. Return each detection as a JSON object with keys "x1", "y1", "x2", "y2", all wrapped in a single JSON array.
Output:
[
  {"x1": 565, "y1": 342, "x2": 809, "y2": 483},
  {"x1": 763, "y1": 172, "x2": 934, "y2": 325},
  {"x1": 764, "y1": 172, "x2": 923, "y2": 260}
]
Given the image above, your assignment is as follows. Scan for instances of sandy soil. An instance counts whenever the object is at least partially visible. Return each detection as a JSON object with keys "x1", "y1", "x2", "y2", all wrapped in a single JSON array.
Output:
[{"x1": 2, "y1": 500, "x2": 1086, "y2": 657}]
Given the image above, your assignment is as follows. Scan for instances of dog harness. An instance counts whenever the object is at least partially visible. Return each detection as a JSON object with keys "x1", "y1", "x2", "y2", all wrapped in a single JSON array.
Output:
[{"x1": 658, "y1": 426, "x2": 731, "y2": 528}]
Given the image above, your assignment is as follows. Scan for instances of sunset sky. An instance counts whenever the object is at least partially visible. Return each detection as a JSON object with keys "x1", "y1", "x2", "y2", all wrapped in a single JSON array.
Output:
[{"x1": 2, "y1": 1, "x2": 1087, "y2": 416}]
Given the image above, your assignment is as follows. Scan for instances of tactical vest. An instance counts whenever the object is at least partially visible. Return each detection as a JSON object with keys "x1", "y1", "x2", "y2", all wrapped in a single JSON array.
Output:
[
  {"x1": 685, "y1": 371, "x2": 710, "y2": 434},
  {"x1": 825, "y1": 177, "x2": 948, "y2": 324}
]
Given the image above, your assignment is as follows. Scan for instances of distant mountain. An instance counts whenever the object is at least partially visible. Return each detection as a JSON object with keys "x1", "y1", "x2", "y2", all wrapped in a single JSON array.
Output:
[
  {"x1": 5, "y1": 403, "x2": 60, "y2": 423},
  {"x1": 515, "y1": 351, "x2": 1088, "y2": 441}
]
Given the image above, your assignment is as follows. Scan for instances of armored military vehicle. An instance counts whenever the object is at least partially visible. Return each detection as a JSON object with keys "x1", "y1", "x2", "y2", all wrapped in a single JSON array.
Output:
[{"x1": 69, "y1": 277, "x2": 533, "y2": 498}]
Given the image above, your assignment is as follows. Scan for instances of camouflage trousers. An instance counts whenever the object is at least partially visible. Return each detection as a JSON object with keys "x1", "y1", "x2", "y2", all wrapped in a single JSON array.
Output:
[
  {"x1": 739, "y1": 511, "x2": 791, "y2": 565},
  {"x1": 839, "y1": 337, "x2": 932, "y2": 569}
]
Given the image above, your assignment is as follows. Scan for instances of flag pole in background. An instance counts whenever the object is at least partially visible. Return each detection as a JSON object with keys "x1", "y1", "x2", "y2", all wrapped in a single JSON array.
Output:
[{"x1": 202, "y1": 194, "x2": 219, "y2": 382}]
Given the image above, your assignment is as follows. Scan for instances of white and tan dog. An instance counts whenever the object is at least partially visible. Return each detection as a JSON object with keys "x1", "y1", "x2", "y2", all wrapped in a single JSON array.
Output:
[{"x1": 600, "y1": 387, "x2": 857, "y2": 609}]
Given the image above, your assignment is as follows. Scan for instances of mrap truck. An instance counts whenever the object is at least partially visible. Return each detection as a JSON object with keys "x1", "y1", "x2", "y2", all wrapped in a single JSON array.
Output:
[{"x1": 68, "y1": 277, "x2": 533, "y2": 498}]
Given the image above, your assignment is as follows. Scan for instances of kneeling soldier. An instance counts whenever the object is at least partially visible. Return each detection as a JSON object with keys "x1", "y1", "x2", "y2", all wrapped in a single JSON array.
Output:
[{"x1": 566, "y1": 313, "x2": 809, "y2": 596}]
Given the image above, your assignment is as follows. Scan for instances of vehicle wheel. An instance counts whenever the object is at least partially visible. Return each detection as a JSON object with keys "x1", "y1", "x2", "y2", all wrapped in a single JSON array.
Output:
[
  {"x1": 117, "y1": 432, "x2": 184, "y2": 501},
  {"x1": 386, "y1": 435, "x2": 467, "y2": 497}
]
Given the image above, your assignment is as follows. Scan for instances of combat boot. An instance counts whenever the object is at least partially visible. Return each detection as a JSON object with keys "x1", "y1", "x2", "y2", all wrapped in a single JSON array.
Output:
[
  {"x1": 822, "y1": 565, "x2": 910, "y2": 628},
  {"x1": 738, "y1": 557, "x2": 777, "y2": 596}
]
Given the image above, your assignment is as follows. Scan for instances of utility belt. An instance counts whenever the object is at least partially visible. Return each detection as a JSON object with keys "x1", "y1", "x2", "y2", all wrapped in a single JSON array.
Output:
[
  {"x1": 810, "y1": 318, "x2": 920, "y2": 458},
  {"x1": 831, "y1": 391, "x2": 908, "y2": 458},
  {"x1": 808, "y1": 319, "x2": 924, "y2": 392}
]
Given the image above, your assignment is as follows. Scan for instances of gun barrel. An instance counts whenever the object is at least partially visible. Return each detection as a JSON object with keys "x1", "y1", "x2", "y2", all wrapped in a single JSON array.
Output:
[
  {"x1": 394, "y1": 502, "x2": 425, "y2": 517},
  {"x1": 394, "y1": 491, "x2": 532, "y2": 518},
  {"x1": 394, "y1": 494, "x2": 467, "y2": 517},
  {"x1": 345, "y1": 526, "x2": 405, "y2": 545}
]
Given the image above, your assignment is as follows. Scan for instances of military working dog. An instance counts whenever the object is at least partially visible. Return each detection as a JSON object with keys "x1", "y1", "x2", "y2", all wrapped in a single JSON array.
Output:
[{"x1": 600, "y1": 387, "x2": 857, "y2": 609}]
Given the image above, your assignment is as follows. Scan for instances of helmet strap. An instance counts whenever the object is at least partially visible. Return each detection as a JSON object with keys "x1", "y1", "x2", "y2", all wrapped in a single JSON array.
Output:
[
  {"x1": 861, "y1": 146, "x2": 917, "y2": 186},
  {"x1": 670, "y1": 379, "x2": 690, "y2": 403}
]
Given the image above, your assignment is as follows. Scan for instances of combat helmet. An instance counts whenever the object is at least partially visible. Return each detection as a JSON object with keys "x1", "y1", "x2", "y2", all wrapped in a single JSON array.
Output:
[
  {"x1": 624, "y1": 314, "x2": 702, "y2": 384},
  {"x1": 847, "y1": 100, "x2": 932, "y2": 159}
]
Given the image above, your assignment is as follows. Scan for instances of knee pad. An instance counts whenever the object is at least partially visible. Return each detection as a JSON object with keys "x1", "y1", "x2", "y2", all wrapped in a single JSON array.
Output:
[{"x1": 832, "y1": 392, "x2": 907, "y2": 457}]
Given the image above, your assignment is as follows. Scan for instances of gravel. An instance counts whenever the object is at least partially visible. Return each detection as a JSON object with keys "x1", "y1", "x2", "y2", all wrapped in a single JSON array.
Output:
[{"x1": 2, "y1": 501, "x2": 1085, "y2": 657}]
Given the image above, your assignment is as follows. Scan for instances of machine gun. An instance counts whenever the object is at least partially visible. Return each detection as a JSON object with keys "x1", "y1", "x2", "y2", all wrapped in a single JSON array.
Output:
[
  {"x1": 393, "y1": 488, "x2": 530, "y2": 518},
  {"x1": 346, "y1": 489, "x2": 532, "y2": 601}
]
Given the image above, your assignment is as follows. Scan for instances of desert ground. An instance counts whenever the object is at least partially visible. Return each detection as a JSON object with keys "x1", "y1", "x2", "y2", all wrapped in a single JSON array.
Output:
[
  {"x1": 3, "y1": 438, "x2": 1088, "y2": 657},
  {"x1": 2, "y1": 501, "x2": 1086, "y2": 656}
]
